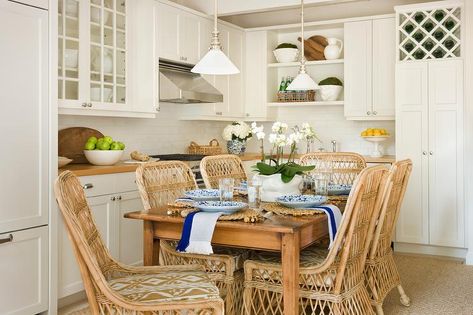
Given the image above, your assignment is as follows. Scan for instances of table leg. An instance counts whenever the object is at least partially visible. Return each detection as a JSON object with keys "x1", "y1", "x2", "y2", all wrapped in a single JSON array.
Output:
[
  {"x1": 143, "y1": 221, "x2": 159, "y2": 266},
  {"x1": 282, "y1": 232, "x2": 301, "y2": 315}
]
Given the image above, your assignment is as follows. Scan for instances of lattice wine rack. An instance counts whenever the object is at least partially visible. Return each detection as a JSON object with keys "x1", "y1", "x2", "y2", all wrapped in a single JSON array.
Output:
[{"x1": 397, "y1": 3, "x2": 462, "y2": 61}]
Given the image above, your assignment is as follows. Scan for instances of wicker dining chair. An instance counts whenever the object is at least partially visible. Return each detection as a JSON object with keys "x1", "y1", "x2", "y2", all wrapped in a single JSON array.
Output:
[
  {"x1": 135, "y1": 161, "x2": 248, "y2": 315},
  {"x1": 365, "y1": 159, "x2": 413, "y2": 315},
  {"x1": 299, "y1": 152, "x2": 367, "y2": 185},
  {"x1": 55, "y1": 171, "x2": 224, "y2": 315},
  {"x1": 200, "y1": 154, "x2": 247, "y2": 189},
  {"x1": 243, "y1": 165, "x2": 392, "y2": 315}
]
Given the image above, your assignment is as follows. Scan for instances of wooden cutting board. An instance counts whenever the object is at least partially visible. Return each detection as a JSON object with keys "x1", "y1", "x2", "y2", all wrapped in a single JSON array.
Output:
[{"x1": 58, "y1": 127, "x2": 104, "y2": 164}]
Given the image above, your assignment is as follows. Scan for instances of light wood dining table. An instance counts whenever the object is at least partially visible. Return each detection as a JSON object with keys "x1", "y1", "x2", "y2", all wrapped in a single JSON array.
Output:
[{"x1": 125, "y1": 207, "x2": 329, "y2": 315}]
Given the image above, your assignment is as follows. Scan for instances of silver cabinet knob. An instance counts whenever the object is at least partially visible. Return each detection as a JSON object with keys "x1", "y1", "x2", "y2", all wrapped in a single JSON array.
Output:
[
  {"x1": 0, "y1": 234, "x2": 13, "y2": 245},
  {"x1": 88, "y1": 103, "x2": 93, "y2": 107},
  {"x1": 82, "y1": 102, "x2": 88, "y2": 107},
  {"x1": 367, "y1": 111, "x2": 371, "y2": 115},
  {"x1": 429, "y1": 151, "x2": 433, "y2": 155},
  {"x1": 246, "y1": 113, "x2": 250, "y2": 117},
  {"x1": 216, "y1": 111, "x2": 223, "y2": 116},
  {"x1": 117, "y1": 196, "x2": 122, "y2": 201},
  {"x1": 82, "y1": 183, "x2": 94, "y2": 189},
  {"x1": 111, "y1": 196, "x2": 116, "y2": 201},
  {"x1": 422, "y1": 151, "x2": 427, "y2": 155},
  {"x1": 373, "y1": 111, "x2": 378, "y2": 115}
]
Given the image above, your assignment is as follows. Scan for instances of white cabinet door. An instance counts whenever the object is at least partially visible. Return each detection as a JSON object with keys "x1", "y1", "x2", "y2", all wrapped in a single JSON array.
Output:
[
  {"x1": 0, "y1": 227, "x2": 48, "y2": 315},
  {"x1": 0, "y1": 0, "x2": 48, "y2": 233},
  {"x1": 213, "y1": 24, "x2": 230, "y2": 116},
  {"x1": 179, "y1": 11, "x2": 200, "y2": 64},
  {"x1": 428, "y1": 60, "x2": 464, "y2": 248},
  {"x1": 227, "y1": 27, "x2": 245, "y2": 117},
  {"x1": 157, "y1": 2, "x2": 179, "y2": 62},
  {"x1": 245, "y1": 31, "x2": 268, "y2": 118},
  {"x1": 395, "y1": 62, "x2": 429, "y2": 244},
  {"x1": 118, "y1": 191, "x2": 144, "y2": 266},
  {"x1": 58, "y1": 195, "x2": 117, "y2": 298},
  {"x1": 344, "y1": 20, "x2": 372, "y2": 118},
  {"x1": 372, "y1": 18, "x2": 395, "y2": 118}
]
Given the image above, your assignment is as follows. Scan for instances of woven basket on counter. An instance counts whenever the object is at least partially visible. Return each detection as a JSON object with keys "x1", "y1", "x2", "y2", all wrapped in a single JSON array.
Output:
[
  {"x1": 277, "y1": 90, "x2": 316, "y2": 102},
  {"x1": 188, "y1": 138, "x2": 222, "y2": 155}
]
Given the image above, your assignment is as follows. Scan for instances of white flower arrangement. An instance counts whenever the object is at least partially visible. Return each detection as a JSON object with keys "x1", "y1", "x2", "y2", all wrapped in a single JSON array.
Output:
[{"x1": 222, "y1": 121, "x2": 252, "y2": 142}]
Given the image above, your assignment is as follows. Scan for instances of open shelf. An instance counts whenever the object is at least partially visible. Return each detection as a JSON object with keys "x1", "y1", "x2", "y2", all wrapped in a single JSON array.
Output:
[
  {"x1": 268, "y1": 59, "x2": 344, "y2": 68},
  {"x1": 267, "y1": 101, "x2": 344, "y2": 107}
]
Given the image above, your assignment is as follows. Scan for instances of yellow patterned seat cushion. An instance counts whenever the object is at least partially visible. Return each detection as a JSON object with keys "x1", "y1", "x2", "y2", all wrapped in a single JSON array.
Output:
[
  {"x1": 250, "y1": 244, "x2": 328, "y2": 268},
  {"x1": 109, "y1": 270, "x2": 221, "y2": 304}
]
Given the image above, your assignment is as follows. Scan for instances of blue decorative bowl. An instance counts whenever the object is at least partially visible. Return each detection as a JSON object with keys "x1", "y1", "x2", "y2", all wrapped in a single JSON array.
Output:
[
  {"x1": 194, "y1": 201, "x2": 247, "y2": 214},
  {"x1": 276, "y1": 194, "x2": 327, "y2": 208},
  {"x1": 328, "y1": 184, "x2": 352, "y2": 196},
  {"x1": 184, "y1": 189, "x2": 220, "y2": 201}
]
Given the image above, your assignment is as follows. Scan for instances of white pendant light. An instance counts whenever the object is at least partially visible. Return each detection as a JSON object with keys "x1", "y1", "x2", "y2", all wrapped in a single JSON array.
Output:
[
  {"x1": 191, "y1": 0, "x2": 239, "y2": 75},
  {"x1": 287, "y1": 0, "x2": 319, "y2": 91}
]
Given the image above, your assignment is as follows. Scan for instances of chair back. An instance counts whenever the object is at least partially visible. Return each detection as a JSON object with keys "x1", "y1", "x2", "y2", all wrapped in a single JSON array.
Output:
[
  {"x1": 369, "y1": 159, "x2": 412, "y2": 259},
  {"x1": 300, "y1": 152, "x2": 366, "y2": 185},
  {"x1": 325, "y1": 165, "x2": 392, "y2": 293},
  {"x1": 200, "y1": 154, "x2": 247, "y2": 189},
  {"x1": 54, "y1": 171, "x2": 116, "y2": 313},
  {"x1": 136, "y1": 161, "x2": 198, "y2": 210}
]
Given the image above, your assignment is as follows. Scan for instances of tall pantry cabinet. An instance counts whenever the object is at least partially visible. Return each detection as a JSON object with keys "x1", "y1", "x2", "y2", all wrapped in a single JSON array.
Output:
[{"x1": 395, "y1": 1, "x2": 465, "y2": 251}]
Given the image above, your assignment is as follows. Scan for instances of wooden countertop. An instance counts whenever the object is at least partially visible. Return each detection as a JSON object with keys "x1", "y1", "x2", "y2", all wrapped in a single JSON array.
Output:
[{"x1": 60, "y1": 154, "x2": 396, "y2": 177}]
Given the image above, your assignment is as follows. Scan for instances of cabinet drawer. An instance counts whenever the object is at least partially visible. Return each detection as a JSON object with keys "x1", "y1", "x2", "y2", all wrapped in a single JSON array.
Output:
[
  {"x1": 79, "y1": 174, "x2": 117, "y2": 197},
  {"x1": 0, "y1": 226, "x2": 48, "y2": 315},
  {"x1": 115, "y1": 172, "x2": 138, "y2": 193}
]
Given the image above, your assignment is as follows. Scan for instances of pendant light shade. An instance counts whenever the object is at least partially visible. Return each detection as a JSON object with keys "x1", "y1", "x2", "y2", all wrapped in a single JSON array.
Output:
[
  {"x1": 191, "y1": 0, "x2": 240, "y2": 75},
  {"x1": 287, "y1": 0, "x2": 318, "y2": 91}
]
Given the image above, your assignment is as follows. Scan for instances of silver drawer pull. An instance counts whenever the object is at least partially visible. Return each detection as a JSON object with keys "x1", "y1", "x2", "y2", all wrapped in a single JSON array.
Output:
[
  {"x1": 82, "y1": 183, "x2": 94, "y2": 190},
  {"x1": 0, "y1": 234, "x2": 13, "y2": 245}
]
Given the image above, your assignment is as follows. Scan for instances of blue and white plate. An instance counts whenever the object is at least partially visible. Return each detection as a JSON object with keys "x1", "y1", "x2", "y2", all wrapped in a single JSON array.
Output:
[
  {"x1": 184, "y1": 189, "x2": 220, "y2": 201},
  {"x1": 276, "y1": 194, "x2": 327, "y2": 208},
  {"x1": 194, "y1": 201, "x2": 247, "y2": 214},
  {"x1": 328, "y1": 184, "x2": 352, "y2": 196}
]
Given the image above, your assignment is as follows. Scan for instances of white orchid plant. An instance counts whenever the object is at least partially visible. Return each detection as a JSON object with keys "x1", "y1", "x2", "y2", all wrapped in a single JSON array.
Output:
[
  {"x1": 250, "y1": 121, "x2": 319, "y2": 183},
  {"x1": 222, "y1": 121, "x2": 252, "y2": 142}
]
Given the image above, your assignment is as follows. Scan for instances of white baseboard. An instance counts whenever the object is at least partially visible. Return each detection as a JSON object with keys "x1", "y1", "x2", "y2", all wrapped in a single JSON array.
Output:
[{"x1": 394, "y1": 242, "x2": 467, "y2": 261}]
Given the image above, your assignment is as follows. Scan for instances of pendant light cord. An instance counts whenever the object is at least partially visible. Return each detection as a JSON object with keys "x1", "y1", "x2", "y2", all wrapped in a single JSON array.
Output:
[
  {"x1": 210, "y1": 0, "x2": 221, "y2": 49},
  {"x1": 299, "y1": 0, "x2": 307, "y2": 73}
]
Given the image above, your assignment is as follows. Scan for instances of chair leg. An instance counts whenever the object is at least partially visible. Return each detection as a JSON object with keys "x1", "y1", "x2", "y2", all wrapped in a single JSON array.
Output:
[
  {"x1": 397, "y1": 285, "x2": 411, "y2": 307},
  {"x1": 375, "y1": 304, "x2": 385, "y2": 315}
]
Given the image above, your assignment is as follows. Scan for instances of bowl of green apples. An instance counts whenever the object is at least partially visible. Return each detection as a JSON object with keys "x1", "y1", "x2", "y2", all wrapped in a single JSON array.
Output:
[{"x1": 83, "y1": 136, "x2": 125, "y2": 166}]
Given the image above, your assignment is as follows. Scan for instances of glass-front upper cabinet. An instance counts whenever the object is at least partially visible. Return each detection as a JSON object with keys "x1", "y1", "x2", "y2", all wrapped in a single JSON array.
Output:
[{"x1": 58, "y1": 0, "x2": 129, "y2": 110}]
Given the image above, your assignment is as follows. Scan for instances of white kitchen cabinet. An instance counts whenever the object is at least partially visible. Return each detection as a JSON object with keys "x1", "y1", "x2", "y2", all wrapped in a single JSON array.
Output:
[
  {"x1": 58, "y1": 173, "x2": 144, "y2": 299},
  {"x1": 344, "y1": 17, "x2": 395, "y2": 120},
  {"x1": 58, "y1": 0, "x2": 157, "y2": 117},
  {"x1": 0, "y1": 0, "x2": 49, "y2": 234},
  {"x1": 395, "y1": 60, "x2": 464, "y2": 248},
  {"x1": 0, "y1": 226, "x2": 48, "y2": 315}
]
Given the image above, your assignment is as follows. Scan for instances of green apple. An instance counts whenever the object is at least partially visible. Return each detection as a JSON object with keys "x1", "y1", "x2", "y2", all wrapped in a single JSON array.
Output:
[
  {"x1": 103, "y1": 136, "x2": 113, "y2": 144},
  {"x1": 110, "y1": 142, "x2": 121, "y2": 150},
  {"x1": 117, "y1": 142, "x2": 125, "y2": 150},
  {"x1": 87, "y1": 136, "x2": 98, "y2": 144},
  {"x1": 84, "y1": 141, "x2": 96, "y2": 150},
  {"x1": 96, "y1": 141, "x2": 110, "y2": 150}
]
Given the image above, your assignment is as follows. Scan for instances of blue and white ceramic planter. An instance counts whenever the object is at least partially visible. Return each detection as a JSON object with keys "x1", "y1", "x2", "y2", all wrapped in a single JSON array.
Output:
[{"x1": 227, "y1": 140, "x2": 246, "y2": 155}]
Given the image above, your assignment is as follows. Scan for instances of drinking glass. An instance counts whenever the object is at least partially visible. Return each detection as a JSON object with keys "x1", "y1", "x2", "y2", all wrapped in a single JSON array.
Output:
[
  {"x1": 219, "y1": 178, "x2": 234, "y2": 201},
  {"x1": 247, "y1": 178, "x2": 262, "y2": 210},
  {"x1": 313, "y1": 174, "x2": 328, "y2": 196}
]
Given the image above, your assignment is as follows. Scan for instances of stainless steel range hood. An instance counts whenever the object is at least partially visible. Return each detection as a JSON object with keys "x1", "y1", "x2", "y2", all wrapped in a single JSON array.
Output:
[{"x1": 159, "y1": 59, "x2": 223, "y2": 104}]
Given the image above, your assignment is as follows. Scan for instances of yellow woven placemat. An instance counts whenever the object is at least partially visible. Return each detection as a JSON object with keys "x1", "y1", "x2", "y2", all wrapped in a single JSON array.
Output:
[
  {"x1": 167, "y1": 203, "x2": 263, "y2": 223},
  {"x1": 262, "y1": 202, "x2": 325, "y2": 217}
]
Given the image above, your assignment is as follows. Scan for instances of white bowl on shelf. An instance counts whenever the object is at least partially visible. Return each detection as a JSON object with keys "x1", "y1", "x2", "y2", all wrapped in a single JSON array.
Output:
[
  {"x1": 65, "y1": 49, "x2": 78, "y2": 68},
  {"x1": 317, "y1": 85, "x2": 343, "y2": 101},
  {"x1": 84, "y1": 150, "x2": 124, "y2": 166},
  {"x1": 362, "y1": 136, "x2": 390, "y2": 158},
  {"x1": 273, "y1": 48, "x2": 299, "y2": 63}
]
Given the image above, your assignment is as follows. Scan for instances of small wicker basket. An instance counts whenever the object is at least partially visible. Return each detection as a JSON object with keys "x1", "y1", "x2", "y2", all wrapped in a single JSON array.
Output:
[
  {"x1": 277, "y1": 90, "x2": 316, "y2": 102},
  {"x1": 188, "y1": 139, "x2": 222, "y2": 155}
]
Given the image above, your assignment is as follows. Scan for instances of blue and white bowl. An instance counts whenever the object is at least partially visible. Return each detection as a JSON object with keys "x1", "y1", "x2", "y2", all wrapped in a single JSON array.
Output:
[
  {"x1": 328, "y1": 184, "x2": 352, "y2": 196},
  {"x1": 277, "y1": 194, "x2": 327, "y2": 208},
  {"x1": 184, "y1": 189, "x2": 220, "y2": 201},
  {"x1": 194, "y1": 201, "x2": 247, "y2": 214}
]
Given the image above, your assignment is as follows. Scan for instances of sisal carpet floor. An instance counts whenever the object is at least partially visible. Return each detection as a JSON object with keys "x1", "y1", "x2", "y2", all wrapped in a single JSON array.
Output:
[{"x1": 61, "y1": 254, "x2": 473, "y2": 315}]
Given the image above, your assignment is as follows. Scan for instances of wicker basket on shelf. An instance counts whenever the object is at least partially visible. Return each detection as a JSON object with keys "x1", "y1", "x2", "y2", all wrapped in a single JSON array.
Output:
[
  {"x1": 277, "y1": 90, "x2": 316, "y2": 102},
  {"x1": 188, "y1": 139, "x2": 223, "y2": 155}
]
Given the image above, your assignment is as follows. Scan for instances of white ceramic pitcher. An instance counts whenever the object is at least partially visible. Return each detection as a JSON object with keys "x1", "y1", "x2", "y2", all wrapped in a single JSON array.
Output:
[{"x1": 324, "y1": 38, "x2": 343, "y2": 60}]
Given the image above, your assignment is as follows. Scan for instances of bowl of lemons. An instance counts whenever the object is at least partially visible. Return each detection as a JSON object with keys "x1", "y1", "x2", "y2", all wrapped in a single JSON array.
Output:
[
  {"x1": 360, "y1": 128, "x2": 390, "y2": 158},
  {"x1": 83, "y1": 136, "x2": 125, "y2": 166}
]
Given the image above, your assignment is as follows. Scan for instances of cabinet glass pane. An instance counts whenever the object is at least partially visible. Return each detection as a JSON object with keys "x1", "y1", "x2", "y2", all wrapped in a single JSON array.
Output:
[
  {"x1": 89, "y1": 0, "x2": 127, "y2": 104},
  {"x1": 58, "y1": 0, "x2": 80, "y2": 101}
]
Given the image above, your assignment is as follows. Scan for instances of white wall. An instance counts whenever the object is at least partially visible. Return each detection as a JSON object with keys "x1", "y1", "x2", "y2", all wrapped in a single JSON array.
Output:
[
  {"x1": 246, "y1": 107, "x2": 395, "y2": 156},
  {"x1": 58, "y1": 106, "x2": 228, "y2": 157}
]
